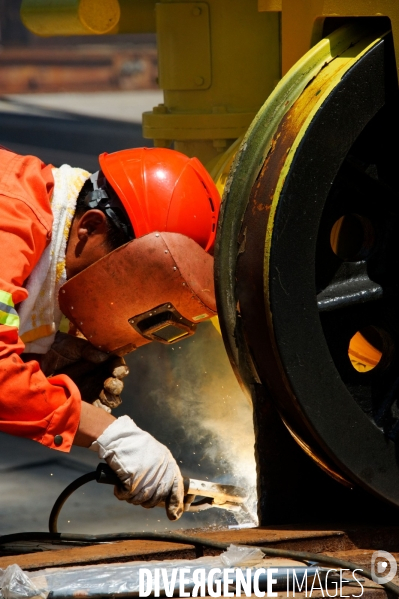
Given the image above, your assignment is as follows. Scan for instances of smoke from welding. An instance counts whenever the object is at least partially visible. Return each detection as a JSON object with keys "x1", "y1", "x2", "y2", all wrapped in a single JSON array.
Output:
[{"x1": 120, "y1": 321, "x2": 258, "y2": 529}]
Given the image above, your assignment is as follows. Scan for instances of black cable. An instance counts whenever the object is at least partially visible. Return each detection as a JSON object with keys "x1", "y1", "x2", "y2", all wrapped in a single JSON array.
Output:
[
  {"x1": 49, "y1": 471, "x2": 97, "y2": 533},
  {"x1": 49, "y1": 465, "x2": 119, "y2": 533},
  {"x1": 0, "y1": 530, "x2": 398, "y2": 595}
]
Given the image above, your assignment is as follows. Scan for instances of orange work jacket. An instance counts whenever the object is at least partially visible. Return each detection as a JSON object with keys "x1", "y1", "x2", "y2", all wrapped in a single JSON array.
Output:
[{"x1": 0, "y1": 148, "x2": 81, "y2": 452}]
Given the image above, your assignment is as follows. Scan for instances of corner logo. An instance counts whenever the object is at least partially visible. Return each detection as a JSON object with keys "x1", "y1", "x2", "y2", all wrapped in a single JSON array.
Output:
[{"x1": 371, "y1": 551, "x2": 397, "y2": 585}]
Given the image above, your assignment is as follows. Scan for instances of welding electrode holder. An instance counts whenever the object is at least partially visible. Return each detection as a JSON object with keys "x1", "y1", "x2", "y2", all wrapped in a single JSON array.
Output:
[
  {"x1": 48, "y1": 463, "x2": 248, "y2": 534},
  {"x1": 95, "y1": 463, "x2": 196, "y2": 511},
  {"x1": 95, "y1": 463, "x2": 246, "y2": 512}
]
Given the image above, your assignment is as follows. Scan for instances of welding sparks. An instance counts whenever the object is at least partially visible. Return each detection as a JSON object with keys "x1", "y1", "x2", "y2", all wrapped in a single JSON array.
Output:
[{"x1": 125, "y1": 320, "x2": 258, "y2": 528}]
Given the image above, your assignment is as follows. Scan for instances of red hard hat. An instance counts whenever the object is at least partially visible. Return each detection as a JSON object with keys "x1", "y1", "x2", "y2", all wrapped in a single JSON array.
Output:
[{"x1": 99, "y1": 147, "x2": 221, "y2": 252}]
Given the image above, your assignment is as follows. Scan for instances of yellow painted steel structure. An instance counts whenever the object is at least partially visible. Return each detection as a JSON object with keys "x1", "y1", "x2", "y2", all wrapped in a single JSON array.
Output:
[
  {"x1": 143, "y1": 0, "x2": 280, "y2": 167},
  {"x1": 19, "y1": 0, "x2": 399, "y2": 170},
  {"x1": 259, "y1": 0, "x2": 399, "y2": 77},
  {"x1": 20, "y1": 0, "x2": 280, "y2": 168}
]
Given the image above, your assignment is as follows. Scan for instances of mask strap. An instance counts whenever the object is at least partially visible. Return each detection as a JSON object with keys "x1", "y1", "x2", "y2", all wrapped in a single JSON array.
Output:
[{"x1": 84, "y1": 171, "x2": 134, "y2": 241}]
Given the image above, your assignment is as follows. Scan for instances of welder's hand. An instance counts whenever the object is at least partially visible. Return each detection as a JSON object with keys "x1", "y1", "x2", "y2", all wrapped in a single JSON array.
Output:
[
  {"x1": 41, "y1": 332, "x2": 129, "y2": 411},
  {"x1": 90, "y1": 415, "x2": 184, "y2": 521}
]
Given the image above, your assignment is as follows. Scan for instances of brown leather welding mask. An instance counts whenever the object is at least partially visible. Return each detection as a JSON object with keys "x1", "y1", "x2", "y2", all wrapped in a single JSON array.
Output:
[{"x1": 59, "y1": 232, "x2": 217, "y2": 355}]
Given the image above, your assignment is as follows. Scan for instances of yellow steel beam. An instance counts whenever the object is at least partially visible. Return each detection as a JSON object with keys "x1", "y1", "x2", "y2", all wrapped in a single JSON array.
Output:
[{"x1": 143, "y1": 0, "x2": 280, "y2": 166}]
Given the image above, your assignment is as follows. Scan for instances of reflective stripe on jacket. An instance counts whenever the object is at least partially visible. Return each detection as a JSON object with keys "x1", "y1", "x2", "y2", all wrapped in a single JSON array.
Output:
[
  {"x1": 0, "y1": 290, "x2": 19, "y2": 327},
  {"x1": 0, "y1": 148, "x2": 81, "y2": 452}
]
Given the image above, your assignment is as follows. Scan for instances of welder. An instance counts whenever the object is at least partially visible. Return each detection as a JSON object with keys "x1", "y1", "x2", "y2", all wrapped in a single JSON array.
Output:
[{"x1": 0, "y1": 146, "x2": 220, "y2": 521}]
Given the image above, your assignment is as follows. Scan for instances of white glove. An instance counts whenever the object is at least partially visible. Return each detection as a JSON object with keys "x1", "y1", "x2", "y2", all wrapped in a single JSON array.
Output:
[{"x1": 90, "y1": 415, "x2": 184, "y2": 521}]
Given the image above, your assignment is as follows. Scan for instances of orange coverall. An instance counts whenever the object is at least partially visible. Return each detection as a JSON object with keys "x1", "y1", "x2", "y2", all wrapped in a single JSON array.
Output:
[{"x1": 0, "y1": 149, "x2": 81, "y2": 452}]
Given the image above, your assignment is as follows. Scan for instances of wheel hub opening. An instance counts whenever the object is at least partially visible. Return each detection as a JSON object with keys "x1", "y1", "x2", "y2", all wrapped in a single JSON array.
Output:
[
  {"x1": 348, "y1": 326, "x2": 394, "y2": 373},
  {"x1": 330, "y1": 214, "x2": 375, "y2": 261}
]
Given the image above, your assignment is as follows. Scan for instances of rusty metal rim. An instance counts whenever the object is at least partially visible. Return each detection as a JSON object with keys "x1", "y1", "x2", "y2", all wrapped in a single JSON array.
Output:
[
  {"x1": 258, "y1": 31, "x2": 399, "y2": 505},
  {"x1": 233, "y1": 32, "x2": 382, "y2": 487},
  {"x1": 215, "y1": 22, "x2": 373, "y2": 389},
  {"x1": 215, "y1": 23, "x2": 376, "y2": 485}
]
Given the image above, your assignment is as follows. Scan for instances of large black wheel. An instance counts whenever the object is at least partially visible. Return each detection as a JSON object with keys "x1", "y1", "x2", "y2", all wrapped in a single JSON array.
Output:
[{"x1": 215, "y1": 24, "x2": 399, "y2": 507}]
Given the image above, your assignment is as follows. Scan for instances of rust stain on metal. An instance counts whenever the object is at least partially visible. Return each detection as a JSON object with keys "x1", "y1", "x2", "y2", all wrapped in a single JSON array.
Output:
[
  {"x1": 0, "y1": 540, "x2": 197, "y2": 571},
  {"x1": 237, "y1": 226, "x2": 247, "y2": 255},
  {"x1": 234, "y1": 54, "x2": 356, "y2": 486}
]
